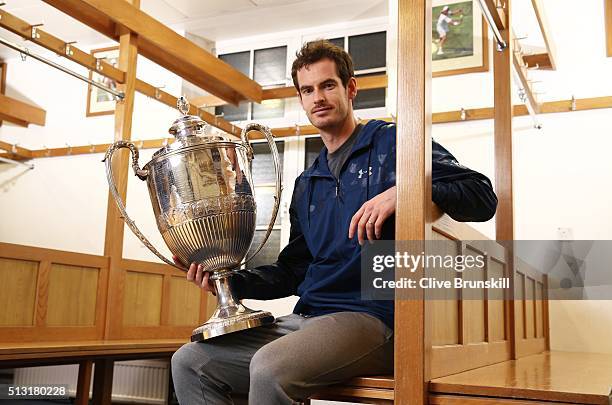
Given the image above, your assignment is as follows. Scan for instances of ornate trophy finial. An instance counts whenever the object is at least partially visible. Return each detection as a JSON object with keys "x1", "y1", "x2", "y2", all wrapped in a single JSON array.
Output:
[{"x1": 177, "y1": 96, "x2": 190, "y2": 115}]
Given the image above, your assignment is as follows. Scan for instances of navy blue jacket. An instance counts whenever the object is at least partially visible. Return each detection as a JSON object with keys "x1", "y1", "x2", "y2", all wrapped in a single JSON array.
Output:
[{"x1": 231, "y1": 120, "x2": 497, "y2": 328}]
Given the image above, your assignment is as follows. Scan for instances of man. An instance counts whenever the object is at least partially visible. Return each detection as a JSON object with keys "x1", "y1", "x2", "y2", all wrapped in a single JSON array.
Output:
[
  {"x1": 171, "y1": 40, "x2": 497, "y2": 405},
  {"x1": 436, "y1": 5, "x2": 463, "y2": 56}
]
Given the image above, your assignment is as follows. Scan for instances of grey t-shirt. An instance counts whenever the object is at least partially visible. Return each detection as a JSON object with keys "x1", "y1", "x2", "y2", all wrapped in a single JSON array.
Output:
[{"x1": 327, "y1": 123, "x2": 363, "y2": 179}]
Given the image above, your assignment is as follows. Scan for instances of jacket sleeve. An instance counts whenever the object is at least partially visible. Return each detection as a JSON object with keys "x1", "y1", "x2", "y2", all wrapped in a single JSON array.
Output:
[
  {"x1": 431, "y1": 140, "x2": 498, "y2": 222},
  {"x1": 230, "y1": 177, "x2": 313, "y2": 300}
]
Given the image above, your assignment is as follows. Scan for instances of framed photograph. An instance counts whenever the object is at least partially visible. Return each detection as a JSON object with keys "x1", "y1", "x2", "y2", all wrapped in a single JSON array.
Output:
[
  {"x1": 86, "y1": 46, "x2": 119, "y2": 117},
  {"x1": 432, "y1": 0, "x2": 489, "y2": 77}
]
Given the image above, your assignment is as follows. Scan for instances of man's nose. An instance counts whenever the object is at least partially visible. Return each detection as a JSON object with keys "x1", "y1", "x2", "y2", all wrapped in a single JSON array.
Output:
[{"x1": 313, "y1": 88, "x2": 325, "y2": 103}]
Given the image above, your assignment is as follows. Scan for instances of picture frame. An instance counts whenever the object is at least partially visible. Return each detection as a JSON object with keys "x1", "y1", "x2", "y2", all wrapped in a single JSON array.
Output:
[
  {"x1": 432, "y1": 0, "x2": 489, "y2": 77},
  {"x1": 86, "y1": 46, "x2": 119, "y2": 117}
]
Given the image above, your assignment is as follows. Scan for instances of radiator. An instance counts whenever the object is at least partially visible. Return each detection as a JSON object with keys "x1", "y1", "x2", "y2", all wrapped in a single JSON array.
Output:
[{"x1": 14, "y1": 360, "x2": 169, "y2": 404}]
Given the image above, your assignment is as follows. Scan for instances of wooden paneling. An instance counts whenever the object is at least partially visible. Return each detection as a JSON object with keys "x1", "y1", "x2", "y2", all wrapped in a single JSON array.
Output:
[
  {"x1": 0, "y1": 242, "x2": 109, "y2": 342},
  {"x1": 535, "y1": 282, "x2": 543, "y2": 338},
  {"x1": 525, "y1": 277, "x2": 535, "y2": 339},
  {"x1": 463, "y1": 245, "x2": 486, "y2": 344},
  {"x1": 168, "y1": 276, "x2": 201, "y2": 326},
  {"x1": 488, "y1": 259, "x2": 506, "y2": 342},
  {"x1": 47, "y1": 264, "x2": 99, "y2": 326},
  {"x1": 430, "y1": 352, "x2": 612, "y2": 405},
  {"x1": 0, "y1": 94, "x2": 46, "y2": 127},
  {"x1": 0, "y1": 258, "x2": 38, "y2": 326},
  {"x1": 431, "y1": 233, "x2": 460, "y2": 346},
  {"x1": 515, "y1": 273, "x2": 525, "y2": 339},
  {"x1": 430, "y1": 341, "x2": 511, "y2": 379},
  {"x1": 122, "y1": 271, "x2": 163, "y2": 326},
  {"x1": 514, "y1": 260, "x2": 549, "y2": 358}
]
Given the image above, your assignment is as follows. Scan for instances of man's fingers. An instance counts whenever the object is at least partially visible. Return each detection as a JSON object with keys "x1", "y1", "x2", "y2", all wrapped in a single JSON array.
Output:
[
  {"x1": 357, "y1": 211, "x2": 372, "y2": 245},
  {"x1": 203, "y1": 272, "x2": 217, "y2": 296},
  {"x1": 194, "y1": 264, "x2": 204, "y2": 285},
  {"x1": 366, "y1": 213, "x2": 377, "y2": 242},
  {"x1": 348, "y1": 205, "x2": 366, "y2": 238},
  {"x1": 186, "y1": 262, "x2": 197, "y2": 281},
  {"x1": 374, "y1": 209, "x2": 389, "y2": 239}
]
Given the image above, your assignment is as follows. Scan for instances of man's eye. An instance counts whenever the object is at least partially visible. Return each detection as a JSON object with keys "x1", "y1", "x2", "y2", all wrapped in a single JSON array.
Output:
[
  {"x1": 325, "y1": 83, "x2": 335, "y2": 89},
  {"x1": 302, "y1": 88, "x2": 312, "y2": 95}
]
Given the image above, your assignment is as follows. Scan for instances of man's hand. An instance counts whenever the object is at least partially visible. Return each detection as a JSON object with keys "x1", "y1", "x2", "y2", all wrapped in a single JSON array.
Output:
[
  {"x1": 173, "y1": 255, "x2": 216, "y2": 295},
  {"x1": 348, "y1": 186, "x2": 396, "y2": 245}
]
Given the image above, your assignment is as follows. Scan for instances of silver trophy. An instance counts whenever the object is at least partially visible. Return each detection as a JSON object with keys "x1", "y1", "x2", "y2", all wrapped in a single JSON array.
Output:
[{"x1": 103, "y1": 97, "x2": 282, "y2": 341}]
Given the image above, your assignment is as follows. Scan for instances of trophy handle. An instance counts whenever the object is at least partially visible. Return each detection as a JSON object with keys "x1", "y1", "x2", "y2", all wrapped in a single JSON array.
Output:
[
  {"x1": 240, "y1": 123, "x2": 283, "y2": 266},
  {"x1": 103, "y1": 141, "x2": 185, "y2": 272}
]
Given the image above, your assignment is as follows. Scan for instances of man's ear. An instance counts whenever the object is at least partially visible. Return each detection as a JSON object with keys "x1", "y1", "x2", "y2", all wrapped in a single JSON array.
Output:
[{"x1": 347, "y1": 77, "x2": 358, "y2": 100}]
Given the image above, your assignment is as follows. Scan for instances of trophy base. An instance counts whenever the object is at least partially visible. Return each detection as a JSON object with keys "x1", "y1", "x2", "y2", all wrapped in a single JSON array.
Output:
[{"x1": 191, "y1": 308, "x2": 274, "y2": 342}]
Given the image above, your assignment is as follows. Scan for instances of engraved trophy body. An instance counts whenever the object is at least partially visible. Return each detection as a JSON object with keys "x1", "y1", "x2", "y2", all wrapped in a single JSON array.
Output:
[{"x1": 104, "y1": 98, "x2": 281, "y2": 341}]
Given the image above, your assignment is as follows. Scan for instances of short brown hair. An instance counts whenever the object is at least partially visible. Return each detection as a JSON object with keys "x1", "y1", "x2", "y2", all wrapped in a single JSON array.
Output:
[{"x1": 291, "y1": 39, "x2": 354, "y2": 92}]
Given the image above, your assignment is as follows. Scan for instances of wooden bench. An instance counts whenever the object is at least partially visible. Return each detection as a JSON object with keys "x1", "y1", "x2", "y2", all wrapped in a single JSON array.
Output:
[
  {"x1": 0, "y1": 339, "x2": 185, "y2": 405},
  {"x1": 429, "y1": 351, "x2": 612, "y2": 405},
  {"x1": 309, "y1": 352, "x2": 612, "y2": 404}
]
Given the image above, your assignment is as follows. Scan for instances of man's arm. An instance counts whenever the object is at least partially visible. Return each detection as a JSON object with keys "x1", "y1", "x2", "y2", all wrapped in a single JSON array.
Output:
[
  {"x1": 230, "y1": 178, "x2": 313, "y2": 300},
  {"x1": 431, "y1": 140, "x2": 498, "y2": 222}
]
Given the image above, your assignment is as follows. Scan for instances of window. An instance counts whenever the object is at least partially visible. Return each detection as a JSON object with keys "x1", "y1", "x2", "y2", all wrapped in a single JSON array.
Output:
[
  {"x1": 327, "y1": 31, "x2": 387, "y2": 110},
  {"x1": 246, "y1": 141, "x2": 285, "y2": 268},
  {"x1": 216, "y1": 46, "x2": 288, "y2": 122}
]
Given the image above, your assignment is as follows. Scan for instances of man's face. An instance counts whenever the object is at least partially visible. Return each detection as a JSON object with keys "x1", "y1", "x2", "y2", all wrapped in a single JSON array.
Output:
[{"x1": 296, "y1": 58, "x2": 356, "y2": 131}]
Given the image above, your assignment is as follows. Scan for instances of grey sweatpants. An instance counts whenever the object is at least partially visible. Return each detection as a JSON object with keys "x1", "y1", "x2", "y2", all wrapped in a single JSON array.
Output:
[{"x1": 171, "y1": 311, "x2": 394, "y2": 405}]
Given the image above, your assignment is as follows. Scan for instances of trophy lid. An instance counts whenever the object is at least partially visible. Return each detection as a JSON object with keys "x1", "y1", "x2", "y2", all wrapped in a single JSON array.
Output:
[{"x1": 153, "y1": 97, "x2": 238, "y2": 158}]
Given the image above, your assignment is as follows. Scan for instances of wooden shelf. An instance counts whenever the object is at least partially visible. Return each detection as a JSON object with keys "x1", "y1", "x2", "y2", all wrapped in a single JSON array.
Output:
[{"x1": 0, "y1": 94, "x2": 46, "y2": 127}]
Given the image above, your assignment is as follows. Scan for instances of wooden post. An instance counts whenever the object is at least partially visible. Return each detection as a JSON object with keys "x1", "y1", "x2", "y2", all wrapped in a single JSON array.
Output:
[
  {"x1": 492, "y1": 0, "x2": 516, "y2": 358},
  {"x1": 103, "y1": 0, "x2": 140, "y2": 339},
  {"x1": 91, "y1": 359, "x2": 114, "y2": 405},
  {"x1": 394, "y1": 0, "x2": 432, "y2": 404},
  {"x1": 606, "y1": 0, "x2": 612, "y2": 57},
  {"x1": 75, "y1": 360, "x2": 93, "y2": 405}
]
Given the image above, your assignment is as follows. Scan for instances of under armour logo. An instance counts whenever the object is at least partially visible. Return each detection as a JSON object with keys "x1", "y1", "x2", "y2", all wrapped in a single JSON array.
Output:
[{"x1": 358, "y1": 167, "x2": 373, "y2": 179}]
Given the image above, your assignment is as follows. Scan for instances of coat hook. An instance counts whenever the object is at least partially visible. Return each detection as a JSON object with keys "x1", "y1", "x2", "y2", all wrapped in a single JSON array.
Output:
[
  {"x1": 89, "y1": 142, "x2": 95, "y2": 153},
  {"x1": 295, "y1": 123, "x2": 301, "y2": 137},
  {"x1": 154, "y1": 85, "x2": 165, "y2": 100},
  {"x1": 64, "y1": 41, "x2": 76, "y2": 56},
  {"x1": 65, "y1": 143, "x2": 72, "y2": 155},
  {"x1": 44, "y1": 145, "x2": 51, "y2": 157},
  {"x1": 138, "y1": 140, "x2": 144, "y2": 148},
  {"x1": 460, "y1": 108, "x2": 467, "y2": 121},
  {"x1": 30, "y1": 24, "x2": 43, "y2": 40},
  {"x1": 570, "y1": 96, "x2": 577, "y2": 111}
]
